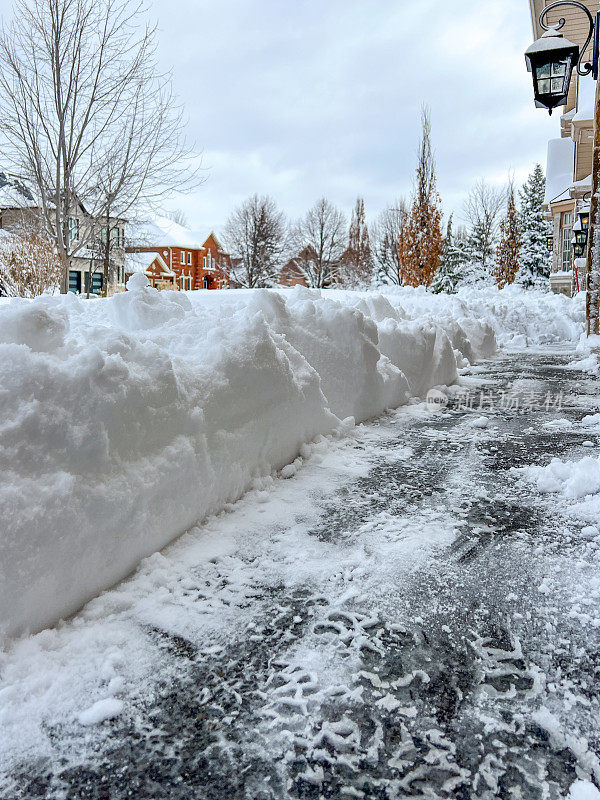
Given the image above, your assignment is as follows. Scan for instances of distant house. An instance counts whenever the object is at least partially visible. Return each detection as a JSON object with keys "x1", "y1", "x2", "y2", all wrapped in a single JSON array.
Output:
[
  {"x1": 127, "y1": 216, "x2": 231, "y2": 290},
  {"x1": 279, "y1": 246, "x2": 341, "y2": 288},
  {"x1": 124, "y1": 251, "x2": 176, "y2": 290},
  {"x1": 0, "y1": 170, "x2": 126, "y2": 296}
]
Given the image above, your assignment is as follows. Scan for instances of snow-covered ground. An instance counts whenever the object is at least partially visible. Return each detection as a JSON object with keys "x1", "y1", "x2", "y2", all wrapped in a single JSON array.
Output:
[{"x1": 0, "y1": 281, "x2": 584, "y2": 644}]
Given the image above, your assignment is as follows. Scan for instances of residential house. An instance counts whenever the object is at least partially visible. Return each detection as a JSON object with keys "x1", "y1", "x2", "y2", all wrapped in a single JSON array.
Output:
[
  {"x1": 127, "y1": 216, "x2": 231, "y2": 290},
  {"x1": 279, "y1": 246, "x2": 343, "y2": 288},
  {"x1": 528, "y1": 0, "x2": 597, "y2": 295},
  {"x1": 0, "y1": 171, "x2": 126, "y2": 295},
  {"x1": 124, "y1": 251, "x2": 177, "y2": 290}
]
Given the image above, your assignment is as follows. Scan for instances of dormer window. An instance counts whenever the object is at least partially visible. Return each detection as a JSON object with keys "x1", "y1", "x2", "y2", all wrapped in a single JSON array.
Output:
[{"x1": 68, "y1": 217, "x2": 80, "y2": 243}]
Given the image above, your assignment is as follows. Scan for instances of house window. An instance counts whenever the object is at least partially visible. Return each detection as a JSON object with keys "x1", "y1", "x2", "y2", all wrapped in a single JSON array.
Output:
[
  {"x1": 68, "y1": 217, "x2": 80, "y2": 243},
  {"x1": 203, "y1": 256, "x2": 207, "y2": 268},
  {"x1": 68, "y1": 270, "x2": 81, "y2": 293},
  {"x1": 180, "y1": 251, "x2": 185, "y2": 264},
  {"x1": 187, "y1": 252, "x2": 192, "y2": 265},
  {"x1": 562, "y1": 212, "x2": 573, "y2": 270}
]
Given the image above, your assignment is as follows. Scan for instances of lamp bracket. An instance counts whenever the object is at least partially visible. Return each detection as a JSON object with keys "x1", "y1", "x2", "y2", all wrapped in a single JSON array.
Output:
[{"x1": 540, "y1": 1, "x2": 599, "y2": 78}]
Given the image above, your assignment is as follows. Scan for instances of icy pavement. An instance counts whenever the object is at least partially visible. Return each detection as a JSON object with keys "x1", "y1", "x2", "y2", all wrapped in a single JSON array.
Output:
[{"x1": 2, "y1": 349, "x2": 600, "y2": 799}]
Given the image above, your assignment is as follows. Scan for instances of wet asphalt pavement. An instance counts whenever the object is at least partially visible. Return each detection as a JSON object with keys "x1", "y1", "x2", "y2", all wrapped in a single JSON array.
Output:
[{"x1": 3, "y1": 348, "x2": 600, "y2": 800}]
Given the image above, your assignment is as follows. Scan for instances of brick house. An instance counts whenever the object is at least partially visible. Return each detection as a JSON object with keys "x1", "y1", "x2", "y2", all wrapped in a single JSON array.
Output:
[{"x1": 127, "y1": 216, "x2": 231, "y2": 290}]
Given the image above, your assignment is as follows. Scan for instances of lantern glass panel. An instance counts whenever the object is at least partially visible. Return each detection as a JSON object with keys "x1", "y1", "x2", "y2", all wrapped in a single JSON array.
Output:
[
  {"x1": 536, "y1": 63, "x2": 551, "y2": 78},
  {"x1": 538, "y1": 78, "x2": 551, "y2": 93},
  {"x1": 551, "y1": 61, "x2": 567, "y2": 77},
  {"x1": 581, "y1": 213, "x2": 590, "y2": 230},
  {"x1": 551, "y1": 77, "x2": 565, "y2": 92}
]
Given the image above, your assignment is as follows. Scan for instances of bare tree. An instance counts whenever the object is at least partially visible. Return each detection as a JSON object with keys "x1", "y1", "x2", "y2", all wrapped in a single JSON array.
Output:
[
  {"x1": 462, "y1": 179, "x2": 506, "y2": 270},
  {"x1": 165, "y1": 208, "x2": 189, "y2": 228},
  {"x1": 371, "y1": 200, "x2": 408, "y2": 285},
  {"x1": 224, "y1": 194, "x2": 287, "y2": 288},
  {"x1": 0, "y1": 0, "x2": 199, "y2": 294},
  {"x1": 290, "y1": 198, "x2": 346, "y2": 288}
]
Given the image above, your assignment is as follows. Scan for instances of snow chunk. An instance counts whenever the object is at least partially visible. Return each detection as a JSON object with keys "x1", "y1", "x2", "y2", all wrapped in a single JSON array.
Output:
[
  {"x1": 568, "y1": 781, "x2": 600, "y2": 800},
  {"x1": 77, "y1": 697, "x2": 123, "y2": 726}
]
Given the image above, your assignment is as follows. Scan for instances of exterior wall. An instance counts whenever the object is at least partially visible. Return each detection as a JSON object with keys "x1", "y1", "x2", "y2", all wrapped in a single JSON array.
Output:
[{"x1": 574, "y1": 124, "x2": 594, "y2": 180}]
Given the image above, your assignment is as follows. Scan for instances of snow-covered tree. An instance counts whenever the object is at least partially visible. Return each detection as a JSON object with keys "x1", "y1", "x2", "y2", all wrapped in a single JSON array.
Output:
[
  {"x1": 517, "y1": 164, "x2": 551, "y2": 287},
  {"x1": 371, "y1": 200, "x2": 407, "y2": 286},
  {"x1": 495, "y1": 183, "x2": 521, "y2": 288},
  {"x1": 432, "y1": 214, "x2": 464, "y2": 293},
  {"x1": 342, "y1": 197, "x2": 372, "y2": 286},
  {"x1": 398, "y1": 107, "x2": 443, "y2": 287}
]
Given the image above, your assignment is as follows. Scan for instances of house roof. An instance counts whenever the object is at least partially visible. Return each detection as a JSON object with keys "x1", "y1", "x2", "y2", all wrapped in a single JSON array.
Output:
[
  {"x1": 129, "y1": 215, "x2": 211, "y2": 249},
  {"x1": 0, "y1": 171, "x2": 37, "y2": 209},
  {"x1": 125, "y1": 250, "x2": 174, "y2": 276}
]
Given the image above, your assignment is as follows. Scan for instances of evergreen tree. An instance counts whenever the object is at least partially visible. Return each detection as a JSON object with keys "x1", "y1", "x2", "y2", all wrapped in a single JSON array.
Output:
[
  {"x1": 342, "y1": 197, "x2": 372, "y2": 285},
  {"x1": 495, "y1": 183, "x2": 521, "y2": 288},
  {"x1": 517, "y1": 164, "x2": 551, "y2": 287},
  {"x1": 398, "y1": 107, "x2": 443, "y2": 287},
  {"x1": 432, "y1": 214, "x2": 464, "y2": 293}
]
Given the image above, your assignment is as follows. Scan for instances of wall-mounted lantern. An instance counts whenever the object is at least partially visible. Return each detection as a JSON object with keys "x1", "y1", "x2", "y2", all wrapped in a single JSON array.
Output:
[{"x1": 525, "y1": 1, "x2": 599, "y2": 114}]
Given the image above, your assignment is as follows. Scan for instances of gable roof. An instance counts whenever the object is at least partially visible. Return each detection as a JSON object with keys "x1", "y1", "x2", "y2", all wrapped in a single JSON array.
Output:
[{"x1": 125, "y1": 250, "x2": 174, "y2": 276}]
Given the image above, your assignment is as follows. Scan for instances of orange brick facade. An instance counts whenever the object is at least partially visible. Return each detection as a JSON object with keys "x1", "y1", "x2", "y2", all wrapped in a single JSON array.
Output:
[{"x1": 132, "y1": 233, "x2": 231, "y2": 290}]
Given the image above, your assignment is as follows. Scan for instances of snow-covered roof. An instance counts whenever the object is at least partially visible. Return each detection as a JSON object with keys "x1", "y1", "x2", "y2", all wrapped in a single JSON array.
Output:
[
  {"x1": 570, "y1": 173, "x2": 592, "y2": 192},
  {"x1": 125, "y1": 250, "x2": 173, "y2": 276},
  {"x1": 545, "y1": 137, "x2": 575, "y2": 205},
  {"x1": 573, "y1": 75, "x2": 596, "y2": 123},
  {"x1": 129, "y1": 216, "x2": 209, "y2": 249},
  {"x1": 0, "y1": 174, "x2": 37, "y2": 210}
]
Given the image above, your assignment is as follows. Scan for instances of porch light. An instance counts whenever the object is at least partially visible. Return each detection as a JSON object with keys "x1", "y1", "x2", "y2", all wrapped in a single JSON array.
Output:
[
  {"x1": 572, "y1": 203, "x2": 591, "y2": 257},
  {"x1": 525, "y1": 2, "x2": 599, "y2": 115},
  {"x1": 525, "y1": 27, "x2": 578, "y2": 114},
  {"x1": 546, "y1": 234, "x2": 554, "y2": 252}
]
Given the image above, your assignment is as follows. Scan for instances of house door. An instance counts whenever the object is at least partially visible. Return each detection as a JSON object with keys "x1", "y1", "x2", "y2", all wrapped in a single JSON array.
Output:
[
  {"x1": 203, "y1": 276, "x2": 210, "y2": 289},
  {"x1": 68, "y1": 270, "x2": 81, "y2": 293}
]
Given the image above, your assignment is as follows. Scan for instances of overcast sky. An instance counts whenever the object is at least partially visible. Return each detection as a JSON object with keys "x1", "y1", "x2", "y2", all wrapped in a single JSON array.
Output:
[{"x1": 151, "y1": 0, "x2": 556, "y2": 233}]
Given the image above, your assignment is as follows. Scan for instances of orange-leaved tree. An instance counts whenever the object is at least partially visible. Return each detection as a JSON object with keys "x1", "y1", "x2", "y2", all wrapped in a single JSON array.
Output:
[
  {"x1": 494, "y1": 181, "x2": 521, "y2": 288},
  {"x1": 398, "y1": 107, "x2": 443, "y2": 287}
]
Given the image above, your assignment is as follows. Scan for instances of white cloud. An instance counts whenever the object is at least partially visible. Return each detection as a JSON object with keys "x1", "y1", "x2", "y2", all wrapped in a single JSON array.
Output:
[{"x1": 152, "y1": 0, "x2": 557, "y2": 230}]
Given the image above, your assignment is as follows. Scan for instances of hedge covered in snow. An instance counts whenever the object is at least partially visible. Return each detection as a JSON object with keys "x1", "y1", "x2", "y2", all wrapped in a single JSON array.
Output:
[{"x1": 0, "y1": 279, "x2": 584, "y2": 641}]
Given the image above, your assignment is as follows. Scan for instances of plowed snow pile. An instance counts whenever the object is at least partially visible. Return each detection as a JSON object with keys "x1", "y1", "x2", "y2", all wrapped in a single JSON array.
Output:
[{"x1": 0, "y1": 280, "x2": 584, "y2": 641}]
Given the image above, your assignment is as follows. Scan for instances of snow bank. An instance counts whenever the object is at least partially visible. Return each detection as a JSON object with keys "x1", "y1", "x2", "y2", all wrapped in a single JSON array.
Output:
[
  {"x1": 515, "y1": 455, "x2": 600, "y2": 524},
  {"x1": 0, "y1": 283, "x2": 582, "y2": 642},
  {"x1": 347, "y1": 284, "x2": 584, "y2": 348}
]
